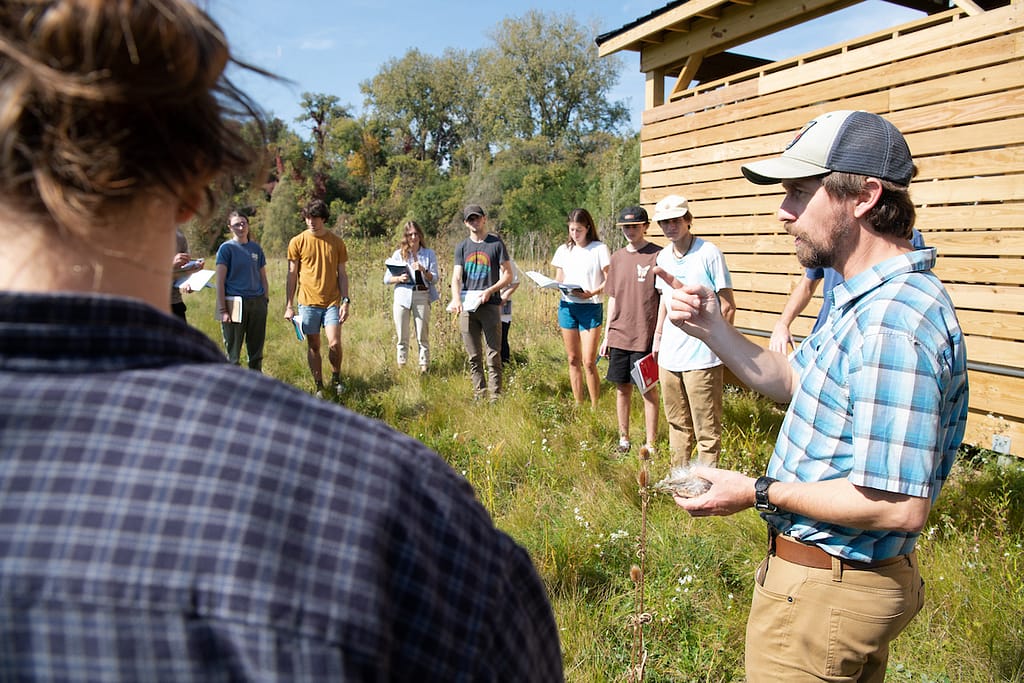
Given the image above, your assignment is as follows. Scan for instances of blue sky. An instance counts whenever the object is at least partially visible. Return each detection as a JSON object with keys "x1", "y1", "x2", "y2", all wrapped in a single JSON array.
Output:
[{"x1": 207, "y1": 0, "x2": 923, "y2": 137}]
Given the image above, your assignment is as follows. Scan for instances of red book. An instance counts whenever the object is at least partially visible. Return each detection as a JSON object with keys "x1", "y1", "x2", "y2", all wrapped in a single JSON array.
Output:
[{"x1": 630, "y1": 352, "x2": 659, "y2": 394}]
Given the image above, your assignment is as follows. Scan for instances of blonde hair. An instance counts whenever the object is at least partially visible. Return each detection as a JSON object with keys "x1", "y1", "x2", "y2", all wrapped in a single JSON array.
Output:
[{"x1": 0, "y1": 0, "x2": 268, "y2": 231}]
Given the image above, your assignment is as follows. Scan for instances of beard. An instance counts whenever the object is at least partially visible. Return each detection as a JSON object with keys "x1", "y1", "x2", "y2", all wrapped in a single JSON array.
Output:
[{"x1": 793, "y1": 205, "x2": 853, "y2": 269}]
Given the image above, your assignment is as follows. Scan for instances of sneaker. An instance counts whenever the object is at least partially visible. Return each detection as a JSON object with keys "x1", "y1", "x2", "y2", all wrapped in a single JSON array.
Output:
[
  {"x1": 419, "y1": 364, "x2": 427, "y2": 375},
  {"x1": 331, "y1": 373, "x2": 344, "y2": 393},
  {"x1": 618, "y1": 437, "x2": 631, "y2": 453},
  {"x1": 315, "y1": 384, "x2": 325, "y2": 399}
]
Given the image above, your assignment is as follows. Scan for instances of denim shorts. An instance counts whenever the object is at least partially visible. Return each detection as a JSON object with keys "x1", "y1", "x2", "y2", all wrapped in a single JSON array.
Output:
[
  {"x1": 557, "y1": 300, "x2": 603, "y2": 331},
  {"x1": 299, "y1": 304, "x2": 339, "y2": 335}
]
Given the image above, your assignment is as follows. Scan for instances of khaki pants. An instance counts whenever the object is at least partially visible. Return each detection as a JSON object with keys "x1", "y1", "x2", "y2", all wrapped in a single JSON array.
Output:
[
  {"x1": 658, "y1": 364, "x2": 723, "y2": 466},
  {"x1": 393, "y1": 289, "x2": 431, "y2": 366},
  {"x1": 745, "y1": 551, "x2": 923, "y2": 682}
]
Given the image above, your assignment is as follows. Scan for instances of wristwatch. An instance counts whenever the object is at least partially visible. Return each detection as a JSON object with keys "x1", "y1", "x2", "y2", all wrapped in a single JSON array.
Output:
[
  {"x1": 754, "y1": 476, "x2": 779, "y2": 513},
  {"x1": 341, "y1": 297, "x2": 350, "y2": 304}
]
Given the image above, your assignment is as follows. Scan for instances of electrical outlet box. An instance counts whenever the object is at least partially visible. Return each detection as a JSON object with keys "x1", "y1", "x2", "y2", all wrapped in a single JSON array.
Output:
[{"x1": 992, "y1": 435, "x2": 1011, "y2": 454}]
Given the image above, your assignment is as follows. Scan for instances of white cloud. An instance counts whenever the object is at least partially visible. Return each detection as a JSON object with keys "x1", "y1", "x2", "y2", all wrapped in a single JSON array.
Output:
[{"x1": 300, "y1": 38, "x2": 335, "y2": 51}]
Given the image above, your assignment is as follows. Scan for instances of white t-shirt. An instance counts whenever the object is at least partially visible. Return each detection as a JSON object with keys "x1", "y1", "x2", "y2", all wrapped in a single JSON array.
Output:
[
  {"x1": 550, "y1": 241, "x2": 611, "y2": 304},
  {"x1": 654, "y1": 237, "x2": 733, "y2": 372}
]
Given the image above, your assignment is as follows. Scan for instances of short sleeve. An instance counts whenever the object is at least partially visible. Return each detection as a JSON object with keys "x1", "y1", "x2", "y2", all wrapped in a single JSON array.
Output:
[{"x1": 848, "y1": 330, "x2": 944, "y2": 499}]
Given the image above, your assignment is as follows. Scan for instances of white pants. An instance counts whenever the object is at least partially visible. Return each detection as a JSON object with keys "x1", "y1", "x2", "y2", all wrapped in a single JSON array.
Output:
[{"x1": 393, "y1": 289, "x2": 431, "y2": 366}]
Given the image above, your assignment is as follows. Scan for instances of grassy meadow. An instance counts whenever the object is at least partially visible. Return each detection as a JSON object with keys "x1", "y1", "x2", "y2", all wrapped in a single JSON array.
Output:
[{"x1": 184, "y1": 236, "x2": 1023, "y2": 682}]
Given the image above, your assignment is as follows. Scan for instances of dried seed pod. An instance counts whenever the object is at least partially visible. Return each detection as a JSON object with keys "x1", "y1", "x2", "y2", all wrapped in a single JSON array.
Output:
[
  {"x1": 653, "y1": 466, "x2": 712, "y2": 498},
  {"x1": 630, "y1": 565, "x2": 642, "y2": 583},
  {"x1": 637, "y1": 468, "x2": 648, "y2": 487}
]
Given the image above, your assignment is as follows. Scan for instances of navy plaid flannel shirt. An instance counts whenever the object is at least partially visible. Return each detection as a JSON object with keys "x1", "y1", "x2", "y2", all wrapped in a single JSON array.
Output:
[{"x1": 0, "y1": 292, "x2": 563, "y2": 681}]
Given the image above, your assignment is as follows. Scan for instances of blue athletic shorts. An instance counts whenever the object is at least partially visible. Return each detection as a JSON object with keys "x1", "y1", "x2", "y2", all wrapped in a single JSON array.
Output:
[
  {"x1": 558, "y1": 300, "x2": 603, "y2": 331},
  {"x1": 299, "y1": 304, "x2": 339, "y2": 335}
]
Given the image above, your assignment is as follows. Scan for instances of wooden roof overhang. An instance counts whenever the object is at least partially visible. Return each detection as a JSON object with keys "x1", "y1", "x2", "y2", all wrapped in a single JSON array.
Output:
[{"x1": 596, "y1": 0, "x2": 1004, "y2": 105}]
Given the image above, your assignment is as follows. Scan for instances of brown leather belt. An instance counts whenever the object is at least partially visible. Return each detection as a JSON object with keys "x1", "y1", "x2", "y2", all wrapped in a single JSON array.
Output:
[{"x1": 770, "y1": 530, "x2": 907, "y2": 571}]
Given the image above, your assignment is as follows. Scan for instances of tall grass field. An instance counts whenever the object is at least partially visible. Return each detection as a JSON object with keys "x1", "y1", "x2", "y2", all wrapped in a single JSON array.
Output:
[{"x1": 184, "y1": 237, "x2": 1023, "y2": 682}]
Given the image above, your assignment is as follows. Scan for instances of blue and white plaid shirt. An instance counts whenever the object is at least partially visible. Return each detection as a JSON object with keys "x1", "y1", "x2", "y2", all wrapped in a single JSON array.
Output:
[
  {"x1": 0, "y1": 293, "x2": 563, "y2": 681},
  {"x1": 765, "y1": 248, "x2": 969, "y2": 562}
]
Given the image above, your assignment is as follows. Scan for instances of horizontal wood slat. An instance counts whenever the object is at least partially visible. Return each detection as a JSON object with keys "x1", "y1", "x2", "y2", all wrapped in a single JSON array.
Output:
[{"x1": 634, "y1": 3, "x2": 1024, "y2": 452}]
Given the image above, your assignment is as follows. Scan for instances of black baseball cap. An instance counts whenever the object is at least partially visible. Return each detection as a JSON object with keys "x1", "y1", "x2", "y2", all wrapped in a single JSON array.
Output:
[{"x1": 616, "y1": 206, "x2": 649, "y2": 225}]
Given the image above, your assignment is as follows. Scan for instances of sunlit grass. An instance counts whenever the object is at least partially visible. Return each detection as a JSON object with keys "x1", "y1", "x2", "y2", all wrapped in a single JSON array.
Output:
[{"x1": 184, "y1": 238, "x2": 1024, "y2": 682}]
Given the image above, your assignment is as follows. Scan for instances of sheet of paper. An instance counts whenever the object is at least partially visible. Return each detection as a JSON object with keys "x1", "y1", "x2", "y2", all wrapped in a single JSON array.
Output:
[{"x1": 174, "y1": 269, "x2": 216, "y2": 291}]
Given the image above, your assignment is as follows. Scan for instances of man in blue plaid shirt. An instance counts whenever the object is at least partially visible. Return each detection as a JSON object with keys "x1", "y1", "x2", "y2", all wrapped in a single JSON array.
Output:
[
  {"x1": 662, "y1": 110, "x2": 969, "y2": 682},
  {"x1": 0, "y1": 2, "x2": 562, "y2": 681}
]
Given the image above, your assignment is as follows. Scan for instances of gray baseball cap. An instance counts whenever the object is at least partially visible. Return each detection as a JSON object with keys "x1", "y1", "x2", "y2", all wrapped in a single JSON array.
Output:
[{"x1": 741, "y1": 110, "x2": 914, "y2": 186}]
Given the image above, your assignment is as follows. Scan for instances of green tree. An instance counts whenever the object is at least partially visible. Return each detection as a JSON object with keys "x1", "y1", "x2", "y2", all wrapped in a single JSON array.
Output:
[
  {"x1": 261, "y1": 173, "x2": 304, "y2": 256},
  {"x1": 362, "y1": 48, "x2": 484, "y2": 170},
  {"x1": 480, "y1": 11, "x2": 629, "y2": 152},
  {"x1": 499, "y1": 159, "x2": 589, "y2": 242},
  {"x1": 296, "y1": 92, "x2": 352, "y2": 200},
  {"x1": 581, "y1": 132, "x2": 641, "y2": 235},
  {"x1": 335, "y1": 116, "x2": 387, "y2": 202}
]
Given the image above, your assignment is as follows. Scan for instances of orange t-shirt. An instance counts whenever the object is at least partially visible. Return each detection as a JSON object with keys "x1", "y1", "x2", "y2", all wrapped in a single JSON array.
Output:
[{"x1": 287, "y1": 230, "x2": 348, "y2": 307}]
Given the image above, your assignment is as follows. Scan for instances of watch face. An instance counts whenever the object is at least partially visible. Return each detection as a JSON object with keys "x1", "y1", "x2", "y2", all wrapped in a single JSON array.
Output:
[{"x1": 754, "y1": 476, "x2": 776, "y2": 511}]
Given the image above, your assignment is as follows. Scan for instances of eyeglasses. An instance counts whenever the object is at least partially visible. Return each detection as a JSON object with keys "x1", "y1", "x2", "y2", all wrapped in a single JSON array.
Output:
[
  {"x1": 405, "y1": 232, "x2": 419, "y2": 238},
  {"x1": 230, "y1": 220, "x2": 247, "y2": 228}
]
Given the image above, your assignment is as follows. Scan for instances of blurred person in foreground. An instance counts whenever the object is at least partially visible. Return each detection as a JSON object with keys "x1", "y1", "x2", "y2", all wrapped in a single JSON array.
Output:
[
  {"x1": 0, "y1": 2, "x2": 563, "y2": 681},
  {"x1": 663, "y1": 110, "x2": 968, "y2": 682}
]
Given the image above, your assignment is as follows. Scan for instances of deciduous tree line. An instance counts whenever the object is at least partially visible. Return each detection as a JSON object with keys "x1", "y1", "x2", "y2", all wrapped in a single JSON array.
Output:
[{"x1": 186, "y1": 10, "x2": 640, "y2": 257}]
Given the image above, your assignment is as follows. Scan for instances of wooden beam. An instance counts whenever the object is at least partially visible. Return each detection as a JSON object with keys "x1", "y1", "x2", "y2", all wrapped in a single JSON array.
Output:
[
  {"x1": 646, "y1": 69, "x2": 666, "y2": 109},
  {"x1": 599, "y1": 0, "x2": 744, "y2": 56},
  {"x1": 663, "y1": 23, "x2": 692, "y2": 35},
  {"x1": 669, "y1": 52, "x2": 706, "y2": 101},
  {"x1": 640, "y1": 0, "x2": 858, "y2": 72},
  {"x1": 952, "y1": 0, "x2": 986, "y2": 15}
]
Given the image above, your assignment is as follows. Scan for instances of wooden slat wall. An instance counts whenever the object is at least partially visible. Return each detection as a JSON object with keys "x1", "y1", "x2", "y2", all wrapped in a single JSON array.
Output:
[{"x1": 637, "y1": 3, "x2": 1024, "y2": 455}]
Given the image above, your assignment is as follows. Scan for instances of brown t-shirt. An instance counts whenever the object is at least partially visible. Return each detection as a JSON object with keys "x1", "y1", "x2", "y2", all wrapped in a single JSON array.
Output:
[
  {"x1": 604, "y1": 242, "x2": 661, "y2": 352},
  {"x1": 287, "y1": 230, "x2": 348, "y2": 307}
]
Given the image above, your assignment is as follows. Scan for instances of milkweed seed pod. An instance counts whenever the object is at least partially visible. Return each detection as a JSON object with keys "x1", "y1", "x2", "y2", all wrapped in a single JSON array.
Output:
[{"x1": 653, "y1": 466, "x2": 712, "y2": 498}]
